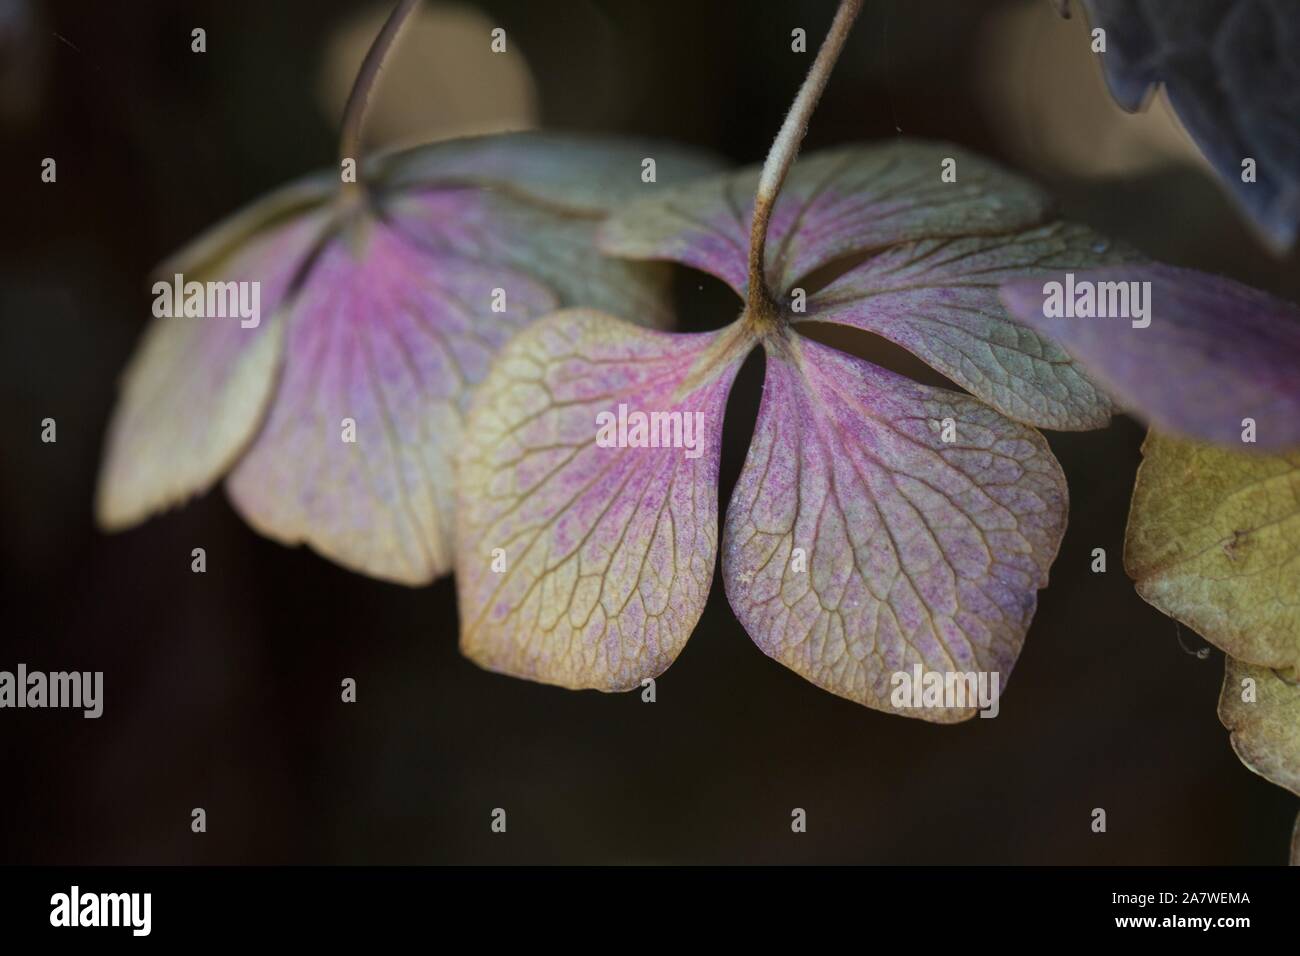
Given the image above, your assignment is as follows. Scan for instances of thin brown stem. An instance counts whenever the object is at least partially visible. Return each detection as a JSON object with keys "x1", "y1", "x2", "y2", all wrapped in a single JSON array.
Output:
[
  {"x1": 338, "y1": 0, "x2": 421, "y2": 202},
  {"x1": 746, "y1": 0, "x2": 862, "y2": 316}
]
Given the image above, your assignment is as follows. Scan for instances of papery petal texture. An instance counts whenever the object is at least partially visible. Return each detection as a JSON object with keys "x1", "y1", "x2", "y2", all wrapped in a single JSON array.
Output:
[
  {"x1": 1001, "y1": 264, "x2": 1300, "y2": 448},
  {"x1": 455, "y1": 310, "x2": 747, "y2": 690},
  {"x1": 722, "y1": 335, "x2": 1068, "y2": 721},
  {"x1": 1125, "y1": 432, "x2": 1300, "y2": 672}
]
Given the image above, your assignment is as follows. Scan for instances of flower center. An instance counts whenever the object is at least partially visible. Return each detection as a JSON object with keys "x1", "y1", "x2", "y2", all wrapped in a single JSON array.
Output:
[{"x1": 741, "y1": 284, "x2": 790, "y2": 341}]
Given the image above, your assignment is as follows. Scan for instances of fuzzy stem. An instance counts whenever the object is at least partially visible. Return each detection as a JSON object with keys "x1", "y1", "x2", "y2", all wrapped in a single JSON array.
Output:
[
  {"x1": 746, "y1": 0, "x2": 862, "y2": 315},
  {"x1": 338, "y1": 0, "x2": 421, "y2": 202}
]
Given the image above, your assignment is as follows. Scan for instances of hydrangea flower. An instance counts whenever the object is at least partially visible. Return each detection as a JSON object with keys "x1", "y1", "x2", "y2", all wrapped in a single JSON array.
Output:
[{"x1": 451, "y1": 0, "x2": 1137, "y2": 720}]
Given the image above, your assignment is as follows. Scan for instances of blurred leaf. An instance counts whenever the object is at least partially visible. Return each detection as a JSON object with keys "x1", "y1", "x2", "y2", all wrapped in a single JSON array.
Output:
[
  {"x1": 318, "y1": 2, "x2": 539, "y2": 145},
  {"x1": 1000, "y1": 263, "x2": 1300, "y2": 449},
  {"x1": 1077, "y1": 0, "x2": 1300, "y2": 250}
]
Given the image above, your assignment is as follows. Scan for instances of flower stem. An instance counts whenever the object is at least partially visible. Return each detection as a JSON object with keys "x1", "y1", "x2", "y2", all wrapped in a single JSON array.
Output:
[
  {"x1": 338, "y1": 0, "x2": 421, "y2": 203},
  {"x1": 746, "y1": 0, "x2": 862, "y2": 317}
]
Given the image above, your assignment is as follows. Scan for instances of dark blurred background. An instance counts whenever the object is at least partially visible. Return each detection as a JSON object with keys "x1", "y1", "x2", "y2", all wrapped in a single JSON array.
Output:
[{"x1": 2, "y1": 0, "x2": 1297, "y2": 864}]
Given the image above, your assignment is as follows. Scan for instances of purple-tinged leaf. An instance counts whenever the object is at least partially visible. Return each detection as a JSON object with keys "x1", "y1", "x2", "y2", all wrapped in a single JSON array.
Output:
[
  {"x1": 226, "y1": 213, "x2": 557, "y2": 585},
  {"x1": 722, "y1": 335, "x2": 1067, "y2": 721},
  {"x1": 1000, "y1": 263, "x2": 1300, "y2": 449},
  {"x1": 97, "y1": 132, "x2": 721, "y2": 583},
  {"x1": 600, "y1": 142, "x2": 1053, "y2": 298},
  {"x1": 454, "y1": 310, "x2": 747, "y2": 690},
  {"x1": 809, "y1": 221, "x2": 1143, "y2": 430}
]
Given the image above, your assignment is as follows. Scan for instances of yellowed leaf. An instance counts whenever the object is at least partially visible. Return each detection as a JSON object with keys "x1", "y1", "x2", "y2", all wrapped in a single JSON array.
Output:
[
  {"x1": 1218, "y1": 656, "x2": 1300, "y2": 797},
  {"x1": 1125, "y1": 432, "x2": 1300, "y2": 672}
]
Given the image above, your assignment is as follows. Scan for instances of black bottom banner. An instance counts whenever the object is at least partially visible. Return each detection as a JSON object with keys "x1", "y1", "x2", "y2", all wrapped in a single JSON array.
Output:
[{"x1": 0, "y1": 865, "x2": 1289, "y2": 941}]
